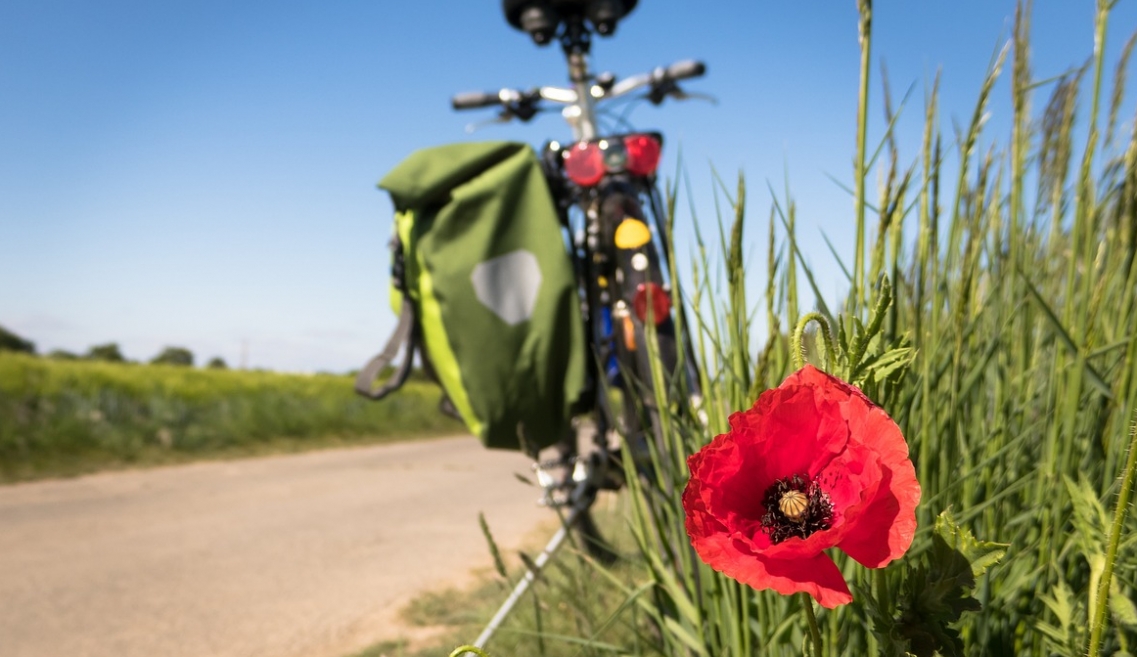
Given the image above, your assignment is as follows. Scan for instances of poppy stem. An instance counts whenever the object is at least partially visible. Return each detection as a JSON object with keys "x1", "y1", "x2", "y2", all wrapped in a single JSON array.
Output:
[
  {"x1": 792, "y1": 312, "x2": 836, "y2": 371},
  {"x1": 800, "y1": 593, "x2": 824, "y2": 657},
  {"x1": 1087, "y1": 415, "x2": 1137, "y2": 657}
]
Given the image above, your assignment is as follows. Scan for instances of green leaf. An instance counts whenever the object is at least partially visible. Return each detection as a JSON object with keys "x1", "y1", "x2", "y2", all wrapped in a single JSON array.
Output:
[
  {"x1": 1037, "y1": 581, "x2": 1088, "y2": 656},
  {"x1": 1064, "y1": 475, "x2": 1110, "y2": 541},
  {"x1": 934, "y1": 508, "x2": 1009, "y2": 579},
  {"x1": 662, "y1": 616, "x2": 710, "y2": 657},
  {"x1": 1035, "y1": 620, "x2": 1069, "y2": 647},
  {"x1": 857, "y1": 346, "x2": 915, "y2": 383},
  {"x1": 642, "y1": 548, "x2": 701, "y2": 628},
  {"x1": 1110, "y1": 576, "x2": 1137, "y2": 628},
  {"x1": 1017, "y1": 269, "x2": 1114, "y2": 399},
  {"x1": 1060, "y1": 475, "x2": 1137, "y2": 628},
  {"x1": 1039, "y1": 581, "x2": 1076, "y2": 632},
  {"x1": 892, "y1": 511, "x2": 1010, "y2": 657}
]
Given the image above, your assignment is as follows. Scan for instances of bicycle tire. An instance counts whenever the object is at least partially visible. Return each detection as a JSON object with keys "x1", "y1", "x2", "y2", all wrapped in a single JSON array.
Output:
[
  {"x1": 544, "y1": 424, "x2": 622, "y2": 564},
  {"x1": 573, "y1": 505, "x2": 619, "y2": 563},
  {"x1": 556, "y1": 182, "x2": 691, "y2": 560},
  {"x1": 598, "y1": 187, "x2": 681, "y2": 482}
]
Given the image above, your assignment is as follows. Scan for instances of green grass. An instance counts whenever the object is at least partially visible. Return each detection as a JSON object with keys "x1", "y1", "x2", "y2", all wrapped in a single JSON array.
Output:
[
  {"x1": 348, "y1": 498, "x2": 647, "y2": 657},
  {"x1": 642, "y1": 1, "x2": 1137, "y2": 654},
  {"x1": 0, "y1": 352, "x2": 460, "y2": 483},
  {"x1": 430, "y1": 2, "x2": 1137, "y2": 656}
]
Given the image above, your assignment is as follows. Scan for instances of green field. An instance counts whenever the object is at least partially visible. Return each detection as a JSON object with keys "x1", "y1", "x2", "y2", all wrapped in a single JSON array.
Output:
[{"x1": 0, "y1": 353, "x2": 460, "y2": 482}]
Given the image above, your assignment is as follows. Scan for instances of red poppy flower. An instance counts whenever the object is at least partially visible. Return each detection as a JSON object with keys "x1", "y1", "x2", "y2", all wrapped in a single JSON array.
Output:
[{"x1": 682, "y1": 365, "x2": 920, "y2": 608}]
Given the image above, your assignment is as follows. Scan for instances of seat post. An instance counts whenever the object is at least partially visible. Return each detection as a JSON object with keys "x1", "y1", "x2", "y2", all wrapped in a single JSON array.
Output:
[{"x1": 560, "y1": 17, "x2": 598, "y2": 140}]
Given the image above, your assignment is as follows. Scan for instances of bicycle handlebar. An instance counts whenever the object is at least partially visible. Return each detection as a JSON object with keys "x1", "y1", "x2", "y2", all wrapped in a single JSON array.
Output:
[
  {"x1": 451, "y1": 59, "x2": 706, "y2": 113},
  {"x1": 665, "y1": 59, "x2": 705, "y2": 81},
  {"x1": 452, "y1": 91, "x2": 502, "y2": 110}
]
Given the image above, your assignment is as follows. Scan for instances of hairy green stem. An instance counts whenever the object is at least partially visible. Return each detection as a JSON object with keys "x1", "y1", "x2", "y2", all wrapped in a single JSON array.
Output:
[
  {"x1": 1087, "y1": 417, "x2": 1137, "y2": 656},
  {"x1": 853, "y1": 0, "x2": 873, "y2": 314},
  {"x1": 792, "y1": 312, "x2": 836, "y2": 371}
]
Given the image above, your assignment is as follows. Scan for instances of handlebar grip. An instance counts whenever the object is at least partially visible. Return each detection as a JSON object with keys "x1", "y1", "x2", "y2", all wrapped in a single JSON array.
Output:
[
  {"x1": 451, "y1": 91, "x2": 500, "y2": 110},
  {"x1": 666, "y1": 60, "x2": 706, "y2": 81}
]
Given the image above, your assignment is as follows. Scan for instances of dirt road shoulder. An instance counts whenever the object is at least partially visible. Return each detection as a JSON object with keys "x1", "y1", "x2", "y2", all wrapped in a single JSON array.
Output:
[{"x1": 0, "y1": 436, "x2": 549, "y2": 657}]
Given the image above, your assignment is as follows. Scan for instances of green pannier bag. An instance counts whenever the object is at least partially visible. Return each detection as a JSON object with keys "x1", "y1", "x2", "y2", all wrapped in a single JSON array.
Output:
[{"x1": 355, "y1": 141, "x2": 588, "y2": 452}]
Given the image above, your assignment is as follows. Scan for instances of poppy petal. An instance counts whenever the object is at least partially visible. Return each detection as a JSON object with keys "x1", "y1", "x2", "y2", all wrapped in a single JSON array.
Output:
[
  {"x1": 838, "y1": 458, "x2": 920, "y2": 567},
  {"x1": 687, "y1": 528, "x2": 853, "y2": 608},
  {"x1": 759, "y1": 550, "x2": 854, "y2": 609}
]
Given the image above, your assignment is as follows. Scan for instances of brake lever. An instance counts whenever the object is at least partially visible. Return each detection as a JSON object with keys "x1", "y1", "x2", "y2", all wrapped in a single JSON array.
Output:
[
  {"x1": 647, "y1": 79, "x2": 678, "y2": 105},
  {"x1": 668, "y1": 89, "x2": 719, "y2": 105},
  {"x1": 646, "y1": 79, "x2": 717, "y2": 106},
  {"x1": 464, "y1": 112, "x2": 515, "y2": 133},
  {"x1": 510, "y1": 98, "x2": 541, "y2": 122},
  {"x1": 464, "y1": 102, "x2": 550, "y2": 132}
]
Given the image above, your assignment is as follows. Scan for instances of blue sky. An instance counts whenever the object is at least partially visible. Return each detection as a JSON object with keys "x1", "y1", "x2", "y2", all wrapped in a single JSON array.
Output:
[{"x1": 2, "y1": 1, "x2": 1134, "y2": 372}]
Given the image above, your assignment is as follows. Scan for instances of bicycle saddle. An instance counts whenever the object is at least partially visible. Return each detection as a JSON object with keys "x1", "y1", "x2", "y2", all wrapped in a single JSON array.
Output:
[{"x1": 503, "y1": 0, "x2": 638, "y2": 39}]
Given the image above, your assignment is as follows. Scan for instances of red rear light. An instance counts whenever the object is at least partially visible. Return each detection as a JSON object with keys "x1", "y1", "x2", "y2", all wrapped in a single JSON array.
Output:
[
  {"x1": 624, "y1": 134, "x2": 661, "y2": 177},
  {"x1": 633, "y1": 282, "x2": 671, "y2": 325},
  {"x1": 563, "y1": 134, "x2": 661, "y2": 186},
  {"x1": 563, "y1": 142, "x2": 605, "y2": 187}
]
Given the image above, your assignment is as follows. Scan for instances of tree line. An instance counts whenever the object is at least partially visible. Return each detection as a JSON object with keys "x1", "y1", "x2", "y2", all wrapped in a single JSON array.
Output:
[{"x1": 0, "y1": 324, "x2": 228, "y2": 369}]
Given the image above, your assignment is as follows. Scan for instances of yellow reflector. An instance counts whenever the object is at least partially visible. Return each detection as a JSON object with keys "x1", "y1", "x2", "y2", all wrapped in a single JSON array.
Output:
[{"x1": 614, "y1": 219, "x2": 651, "y2": 249}]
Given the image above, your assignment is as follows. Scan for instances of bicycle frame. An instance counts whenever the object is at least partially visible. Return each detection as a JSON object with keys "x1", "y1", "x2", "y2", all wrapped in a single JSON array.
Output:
[
  {"x1": 533, "y1": 37, "x2": 685, "y2": 140},
  {"x1": 455, "y1": 14, "x2": 707, "y2": 473},
  {"x1": 451, "y1": 12, "x2": 706, "y2": 653}
]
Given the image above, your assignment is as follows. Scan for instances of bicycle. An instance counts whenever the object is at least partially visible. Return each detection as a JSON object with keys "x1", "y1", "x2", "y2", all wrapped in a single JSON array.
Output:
[{"x1": 450, "y1": 2, "x2": 708, "y2": 645}]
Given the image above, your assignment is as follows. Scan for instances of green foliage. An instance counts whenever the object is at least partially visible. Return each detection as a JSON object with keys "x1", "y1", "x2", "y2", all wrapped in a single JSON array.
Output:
[
  {"x1": 475, "y1": 2, "x2": 1137, "y2": 656},
  {"x1": 479, "y1": 511, "x2": 509, "y2": 582},
  {"x1": 1037, "y1": 581, "x2": 1086, "y2": 657},
  {"x1": 1060, "y1": 474, "x2": 1137, "y2": 656},
  {"x1": 0, "y1": 352, "x2": 460, "y2": 482},
  {"x1": 150, "y1": 346, "x2": 194, "y2": 367},
  {"x1": 878, "y1": 511, "x2": 1009, "y2": 657},
  {"x1": 0, "y1": 325, "x2": 35, "y2": 354},
  {"x1": 85, "y1": 342, "x2": 126, "y2": 362},
  {"x1": 205, "y1": 356, "x2": 228, "y2": 369}
]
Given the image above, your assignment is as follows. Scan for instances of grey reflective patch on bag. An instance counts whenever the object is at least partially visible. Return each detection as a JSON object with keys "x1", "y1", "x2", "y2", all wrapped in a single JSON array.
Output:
[{"x1": 470, "y1": 250, "x2": 543, "y2": 325}]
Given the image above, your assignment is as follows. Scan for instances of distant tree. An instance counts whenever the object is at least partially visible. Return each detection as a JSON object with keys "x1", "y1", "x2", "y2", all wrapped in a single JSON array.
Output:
[
  {"x1": 87, "y1": 343, "x2": 126, "y2": 362},
  {"x1": 206, "y1": 356, "x2": 228, "y2": 369},
  {"x1": 151, "y1": 346, "x2": 194, "y2": 367},
  {"x1": 0, "y1": 325, "x2": 35, "y2": 354},
  {"x1": 47, "y1": 349, "x2": 80, "y2": 360}
]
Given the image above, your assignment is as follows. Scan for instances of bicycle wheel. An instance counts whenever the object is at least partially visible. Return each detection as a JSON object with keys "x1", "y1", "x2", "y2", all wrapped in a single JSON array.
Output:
[
  {"x1": 597, "y1": 187, "x2": 682, "y2": 481},
  {"x1": 572, "y1": 500, "x2": 619, "y2": 564}
]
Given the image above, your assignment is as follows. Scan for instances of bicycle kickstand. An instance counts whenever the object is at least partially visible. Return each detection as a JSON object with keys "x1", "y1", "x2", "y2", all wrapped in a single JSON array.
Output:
[{"x1": 460, "y1": 481, "x2": 594, "y2": 655}]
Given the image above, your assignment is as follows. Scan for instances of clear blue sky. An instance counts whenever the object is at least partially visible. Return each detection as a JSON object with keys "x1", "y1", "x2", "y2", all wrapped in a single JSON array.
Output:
[{"x1": 2, "y1": 1, "x2": 1134, "y2": 372}]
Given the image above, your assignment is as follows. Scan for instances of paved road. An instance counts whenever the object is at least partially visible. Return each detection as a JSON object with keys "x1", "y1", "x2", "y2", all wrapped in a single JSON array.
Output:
[{"x1": 0, "y1": 437, "x2": 551, "y2": 657}]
